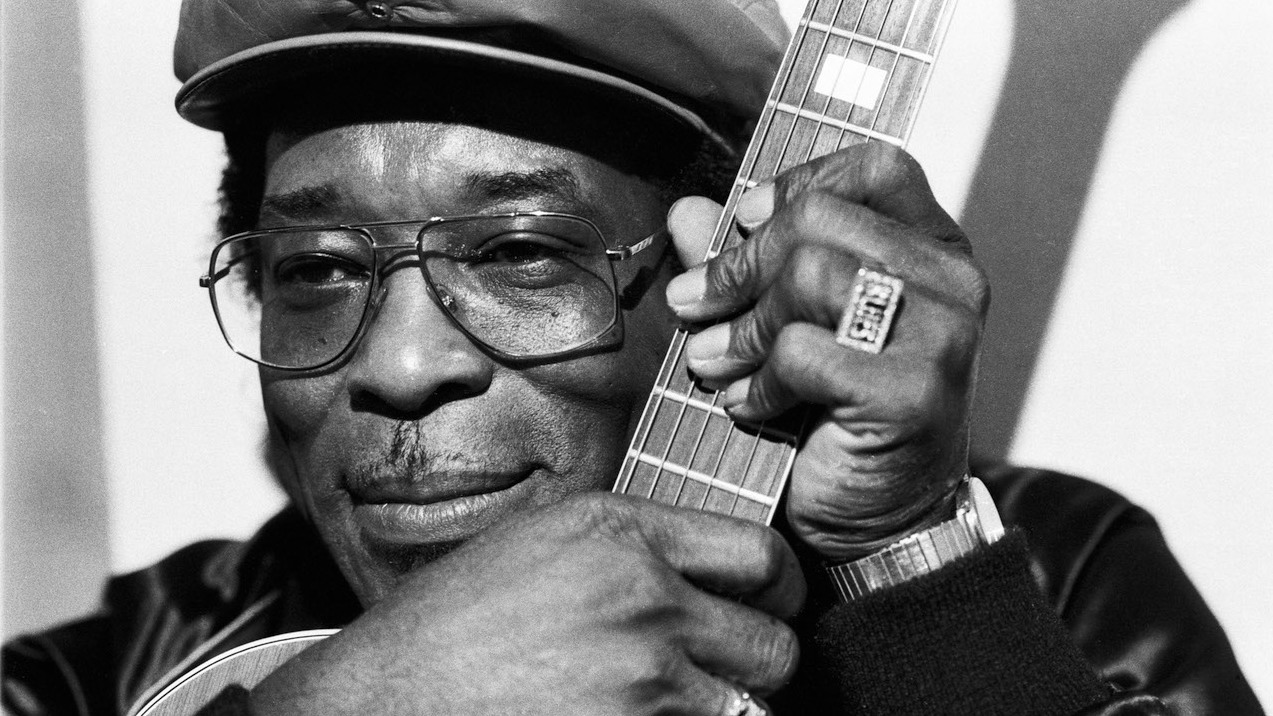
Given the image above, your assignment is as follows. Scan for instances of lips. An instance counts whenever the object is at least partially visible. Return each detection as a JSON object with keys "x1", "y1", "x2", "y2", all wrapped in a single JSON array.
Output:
[{"x1": 348, "y1": 469, "x2": 534, "y2": 545}]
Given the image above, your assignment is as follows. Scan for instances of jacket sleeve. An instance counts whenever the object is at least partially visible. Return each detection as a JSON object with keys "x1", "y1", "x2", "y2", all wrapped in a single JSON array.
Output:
[
  {"x1": 805, "y1": 532, "x2": 1130, "y2": 715},
  {"x1": 3, "y1": 619, "x2": 114, "y2": 716},
  {"x1": 785, "y1": 468, "x2": 1264, "y2": 715}
]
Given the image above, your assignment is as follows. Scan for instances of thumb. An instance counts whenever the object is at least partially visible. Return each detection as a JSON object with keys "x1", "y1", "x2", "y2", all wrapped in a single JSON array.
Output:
[{"x1": 667, "y1": 196, "x2": 724, "y2": 268}]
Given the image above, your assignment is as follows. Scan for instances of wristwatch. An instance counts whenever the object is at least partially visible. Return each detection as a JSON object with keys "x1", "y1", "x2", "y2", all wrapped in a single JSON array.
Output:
[{"x1": 825, "y1": 476, "x2": 1005, "y2": 602}]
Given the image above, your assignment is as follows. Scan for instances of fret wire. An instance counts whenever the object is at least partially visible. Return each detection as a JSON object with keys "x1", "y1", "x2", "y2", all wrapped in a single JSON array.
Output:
[
  {"x1": 901, "y1": 0, "x2": 959, "y2": 141},
  {"x1": 646, "y1": 0, "x2": 827, "y2": 514},
  {"x1": 649, "y1": 386, "x2": 800, "y2": 442},
  {"x1": 627, "y1": 450, "x2": 778, "y2": 507},
  {"x1": 772, "y1": 103, "x2": 904, "y2": 146},
  {"x1": 726, "y1": 0, "x2": 820, "y2": 210},
  {"x1": 616, "y1": 0, "x2": 961, "y2": 524},
  {"x1": 771, "y1": 0, "x2": 863, "y2": 178},
  {"x1": 698, "y1": 404, "x2": 738, "y2": 509},
  {"x1": 724, "y1": 414, "x2": 772, "y2": 517},
  {"x1": 669, "y1": 385, "x2": 725, "y2": 508},
  {"x1": 850, "y1": 0, "x2": 926, "y2": 151},
  {"x1": 615, "y1": 330, "x2": 687, "y2": 495},
  {"x1": 758, "y1": 433, "x2": 799, "y2": 522},
  {"x1": 762, "y1": 430, "x2": 804, "y2": 524},
  {"x1": 803, "y1": 20, "x2": 935, "y2": 63},
  {"x1": 793, "y1": 0, "x2": 885, "y2": 168},
  {"x1": 813, "y1": 0, "x2": 900, "y2": 162},
  {"x1": 643, "y1": 357, "x2": 701, "y2": 501}
]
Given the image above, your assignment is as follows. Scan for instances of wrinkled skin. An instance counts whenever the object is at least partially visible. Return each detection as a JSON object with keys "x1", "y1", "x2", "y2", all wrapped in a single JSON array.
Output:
[{"x1": 250, "y1": 104, "x2": 985, "y2": 712}]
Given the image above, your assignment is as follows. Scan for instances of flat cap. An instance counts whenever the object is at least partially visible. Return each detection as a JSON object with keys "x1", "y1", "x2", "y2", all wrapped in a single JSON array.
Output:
[{"x1": 174, "y1": 0, "x2": 789, "y2": 145}]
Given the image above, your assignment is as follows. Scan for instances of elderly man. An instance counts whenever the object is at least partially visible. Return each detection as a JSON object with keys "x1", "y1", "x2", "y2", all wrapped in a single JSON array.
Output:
[{"x1": 2, "y1": 0, "x2": 1262, "y2": 715}]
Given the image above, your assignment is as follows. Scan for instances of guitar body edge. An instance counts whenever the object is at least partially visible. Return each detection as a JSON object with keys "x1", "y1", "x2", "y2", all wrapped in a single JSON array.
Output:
[{"x1": 131, "y1": 630, "x2": 337, "y2": 716}]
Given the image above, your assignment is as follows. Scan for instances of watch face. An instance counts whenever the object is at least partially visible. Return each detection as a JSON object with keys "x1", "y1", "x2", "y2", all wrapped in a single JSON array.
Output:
[{"x1": 966, "y1": 477, "x2": 1005, "y2": 544}]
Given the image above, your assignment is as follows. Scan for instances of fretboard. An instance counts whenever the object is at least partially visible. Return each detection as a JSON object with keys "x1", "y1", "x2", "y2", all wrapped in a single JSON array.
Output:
[{"x1": 613, "y1": 0, "x2": 960, "y2": 524}]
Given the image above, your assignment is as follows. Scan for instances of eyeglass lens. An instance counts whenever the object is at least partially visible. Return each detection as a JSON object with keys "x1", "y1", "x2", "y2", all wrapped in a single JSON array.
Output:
[{"x1": 208, "y1": 214, "x2": 620, "y2": 369}]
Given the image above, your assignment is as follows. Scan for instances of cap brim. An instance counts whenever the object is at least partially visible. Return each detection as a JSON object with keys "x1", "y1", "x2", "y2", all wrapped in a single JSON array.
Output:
[{"x1": 176, "y1": 31, "x2": 731, "y2": 150}]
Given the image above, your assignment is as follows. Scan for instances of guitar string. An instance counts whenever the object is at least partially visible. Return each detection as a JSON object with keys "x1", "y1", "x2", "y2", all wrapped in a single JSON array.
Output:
[
  {"x1": 615, "y1": 330, "x2": 687, "y2": 495},
  {"x1": 693, "y1": 3, "x2": 833, "y2": 518},
  {"x1": 620, "y1": 0, "x2": 930, "y2": 519},
  {"x1": 831, "y1": 0, "x2": 927, "y2": 155},
  {"x1": 626, "y1": 4, "x2": 814, "y2": 507},
  {"x1": 715, "y1": 0, "x2": 899, "y2": 519},
  {"x1": 668, "y1": 381, "x2": 726, "y2": 508},
  {"x1": 810, "y1": 0, "x2": 901, "y2": 160},
  {"x1": 771, "y1": 0, "x2": 864, "y2": 176},
  {"x1": 737, "y1": 0, "x2": 935, "y2": 518},
  {"x1": 717, "y1": 0, "x2": 870, "y2": 519},
  {"x1": 655, "y1": 1, "x2": 822, "y2": 515},
  {"x1": 620, "y1": 0, "x2": 957, "y2": 518},
  {"x1": 899, "y1": 0, "x2": 959, "y2": 143},
  {"x1": 643, "y1": 354, "x2": 702, "y2": 502}
]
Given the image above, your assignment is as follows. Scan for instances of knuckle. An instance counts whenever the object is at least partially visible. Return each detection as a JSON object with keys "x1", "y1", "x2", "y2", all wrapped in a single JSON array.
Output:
[
  {"x1": 569, "y1": 492, "x2": 636, "y2": 541},
  {"x1": 785, "y1": 191, "x2": 835, "y2": 233},
  {"x1": 704, "y1": 246, "x2": 751, "y2": 301},
  {"x1": 747, "y1": 527, "x2": 788, "y2": 584},
  {"x1": 770, "y1": 326, "x2": 812, "y2": 376},
  {"x1": 946, "y1": 257, "x2": 991, "y2": 314},
  {"x1": 729, "y1": 314, "x2": 768, "y2": 360},
  {"x1": 625, "y1": 650, "x2": 682, "y2": 704},
  {"x1": 934, "y1": 315, "x2": 982, "y2": 389},
  {"x1": 860, "y1": 142, "x2": 913, "y2": 187},
  {"x1": 750, "y1": 621, "x2": 800, "y2": 688}
]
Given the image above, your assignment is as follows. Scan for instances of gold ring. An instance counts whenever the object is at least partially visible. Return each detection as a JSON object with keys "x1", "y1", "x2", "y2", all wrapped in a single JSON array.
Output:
[{"x1": 835, "y1": 266, "x2": 904, "y2": 353}]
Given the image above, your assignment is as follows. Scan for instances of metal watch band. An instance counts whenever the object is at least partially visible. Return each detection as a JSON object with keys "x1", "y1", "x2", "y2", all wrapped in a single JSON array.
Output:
[{"x1": 825, "y1": 476, "x2": 1004, "y2": 602}]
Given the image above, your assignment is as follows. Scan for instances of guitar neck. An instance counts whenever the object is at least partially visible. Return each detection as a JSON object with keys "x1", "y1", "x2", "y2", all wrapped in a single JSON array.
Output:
[{"x1": 613, "y1": 0, "x2": 959, "y2": 523}]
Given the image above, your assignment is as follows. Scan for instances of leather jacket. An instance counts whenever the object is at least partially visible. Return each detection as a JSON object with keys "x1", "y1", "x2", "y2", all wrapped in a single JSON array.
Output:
[{"x1": 2, "y1": 464, "x2": 1263, "y2": 715}]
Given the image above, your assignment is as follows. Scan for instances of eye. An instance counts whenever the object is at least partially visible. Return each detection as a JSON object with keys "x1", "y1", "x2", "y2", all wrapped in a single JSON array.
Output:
[
  {"x1": 274, "y1": 253, "x2": 370, "y2": 286},
  {"x1": 473, "y1": 232, "x2": 578, "y2": 265}
]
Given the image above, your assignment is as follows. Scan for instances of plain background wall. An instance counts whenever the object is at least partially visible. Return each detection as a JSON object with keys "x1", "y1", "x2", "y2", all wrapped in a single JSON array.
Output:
[{"x1": 3, "y1": 0, "x2": 1269, "y2": 705}]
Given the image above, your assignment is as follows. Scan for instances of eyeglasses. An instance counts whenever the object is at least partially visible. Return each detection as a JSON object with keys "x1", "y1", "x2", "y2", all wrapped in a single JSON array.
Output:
[{"x1": 201, "y1": 212, "x2": 661, "y2": 370}]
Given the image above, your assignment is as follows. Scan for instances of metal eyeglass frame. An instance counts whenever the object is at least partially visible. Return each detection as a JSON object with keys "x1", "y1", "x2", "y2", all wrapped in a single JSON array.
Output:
[{"x1": 200, "y1": 211, "x2": 663, "y2": 371}]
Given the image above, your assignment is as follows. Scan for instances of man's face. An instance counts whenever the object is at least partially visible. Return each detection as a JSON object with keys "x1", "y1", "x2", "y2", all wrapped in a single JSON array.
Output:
[{"x1": 258, "y1": 110, "x2": 679, "y2": 605}]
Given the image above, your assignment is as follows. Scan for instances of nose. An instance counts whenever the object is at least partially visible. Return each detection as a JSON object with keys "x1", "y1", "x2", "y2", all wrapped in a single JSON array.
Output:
[{"x1": 344, "y1": 266, "x2": 493, "y2": 416}]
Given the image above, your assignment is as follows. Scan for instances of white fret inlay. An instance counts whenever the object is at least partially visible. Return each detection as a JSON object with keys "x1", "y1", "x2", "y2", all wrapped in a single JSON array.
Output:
[
  {"x1": 771, "y1": 102, "x2": 905, "y2": 146},
  {"x1": 814, "y1": 54, "x2": 887, "y2": 110},
  {"x1": 626, "y1": 450, "x2": 778, "y2": 506},
  {"x1": 803, "y1": 21, "x2": 936, "y2": 64}
]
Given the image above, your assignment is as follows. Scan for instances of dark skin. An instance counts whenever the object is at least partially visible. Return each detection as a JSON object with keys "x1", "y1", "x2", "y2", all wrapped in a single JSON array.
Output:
[{"x1": 248, "y1": 81, "x2": 985, "y2": 714}]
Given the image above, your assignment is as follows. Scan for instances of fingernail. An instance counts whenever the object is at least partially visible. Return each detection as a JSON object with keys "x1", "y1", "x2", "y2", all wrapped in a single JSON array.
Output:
[
  {"x1": 666, "y1": 265, "x2": 707, "y2": 314},
  {"x1": 698, "y1": 377, "x2": 730, "y2": 393},
  {"x1": 735, "y1": 182, "x2": 775, "y2": 230},
  {"x1": 721, "y1": 377, "x2": 751, "y2": 410},
  {"x1": 685, "y1": 324, "x2": 730, "y2": 369}
]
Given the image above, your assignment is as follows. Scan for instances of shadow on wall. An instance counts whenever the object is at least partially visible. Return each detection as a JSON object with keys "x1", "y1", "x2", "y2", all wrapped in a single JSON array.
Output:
[
  {"x1": 2, "y1": 0, "x2": 112, "y2": 635},
  {"x1": 966, "y1": 0, "x2": 1189, "y2": 459}
]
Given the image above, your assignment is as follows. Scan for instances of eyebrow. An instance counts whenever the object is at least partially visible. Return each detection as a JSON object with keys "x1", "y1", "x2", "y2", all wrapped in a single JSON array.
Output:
[
  {"x1": 257, "y1": 167, "x2": 587, "y2": 223},
  {"x1": 462, "y1": 167, "x2": 583, "y2": 205},
  {"x1": 259, "y1": 184, "x2": 344, "y2": 222}
]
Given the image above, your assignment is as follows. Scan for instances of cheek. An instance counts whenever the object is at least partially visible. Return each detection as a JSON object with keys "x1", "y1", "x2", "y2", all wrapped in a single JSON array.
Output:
[{"x1": 259, "y1": 370, "x2": 346, "y2": 500}]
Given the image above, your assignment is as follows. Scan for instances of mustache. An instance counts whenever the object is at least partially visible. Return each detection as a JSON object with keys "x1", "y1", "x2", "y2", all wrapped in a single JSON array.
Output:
[{"x1": 347, "y1": 421, "x2": 479, "y2": 489}]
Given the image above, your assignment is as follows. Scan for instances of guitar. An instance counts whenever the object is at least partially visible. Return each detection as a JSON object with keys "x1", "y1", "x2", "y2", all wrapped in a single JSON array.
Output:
[{"x1": 131, "y1": 0, "x2": 960, "y2": 713}]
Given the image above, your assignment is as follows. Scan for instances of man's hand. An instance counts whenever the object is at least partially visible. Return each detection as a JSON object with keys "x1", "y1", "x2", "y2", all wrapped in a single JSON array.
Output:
[
  {"x1": 249, "y1": 493, "x2": 804, "y2": 715},
  {"x1": 666, "y1": 143, "x2": 988, "y2": 562}
]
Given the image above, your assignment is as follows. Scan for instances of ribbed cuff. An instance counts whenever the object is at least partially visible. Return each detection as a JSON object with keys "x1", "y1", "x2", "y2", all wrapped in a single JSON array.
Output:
[{"x1": 811, "y1": 531, "x2": 1110, "y2": 716}]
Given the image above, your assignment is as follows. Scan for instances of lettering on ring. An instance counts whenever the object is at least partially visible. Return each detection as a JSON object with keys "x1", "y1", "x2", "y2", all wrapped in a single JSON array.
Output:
[{"x1": 836, "y1": 268, "x2": 903, "y2": 353}]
